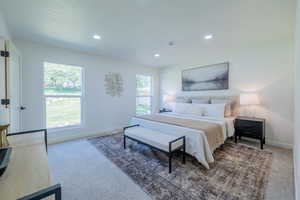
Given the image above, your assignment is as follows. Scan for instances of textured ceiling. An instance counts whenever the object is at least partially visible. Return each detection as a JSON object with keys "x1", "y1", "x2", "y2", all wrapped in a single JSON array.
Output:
[{"x1": 0, "y1": 0, "x2": 296, "y2": 67}]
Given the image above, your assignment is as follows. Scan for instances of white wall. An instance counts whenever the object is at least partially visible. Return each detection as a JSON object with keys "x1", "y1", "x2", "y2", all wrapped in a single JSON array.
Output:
[
  {"x1": 14, "y1": 40, "x2": 160, "y2": 144},
  {"x1": 160, "y1": 39, "x2": 294, "y2": 148},
  {"x1": 294, "y1": 0, "x2": 300, "y2": 198},
  {"x1": 0, "y1": 11, "x2": 10, "y2": 39}
]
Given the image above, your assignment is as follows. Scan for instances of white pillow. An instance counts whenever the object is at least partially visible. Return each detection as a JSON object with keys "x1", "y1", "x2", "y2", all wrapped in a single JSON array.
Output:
[
  {"x1": 187, "y1": 104, "x2": 205, "y2": 116},
  {"x1": 191, "y1": 98, "x2": 210, "y2": 104},
  {"x1": 173, "y1": 103, "x2": 203, "y2": 116},
  {"x1": 211, "y1": 99, "x2": 232, "y2": 117},
  {"x1": 175, "y1": 98, "x2": 192, "y2": 103},
  {"x1": 194, "y1": 104, "x2": 226, "y2": 118},
  {"x1": 173, "y1": 103, "x2": 187, "y2": 114}
]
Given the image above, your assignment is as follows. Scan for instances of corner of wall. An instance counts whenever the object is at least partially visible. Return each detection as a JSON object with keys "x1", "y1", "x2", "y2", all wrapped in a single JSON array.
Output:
[
  {"x1": 0, "y1": 11, "x2": 11, "y2": 39},
  {"x1": 294, "y1": 0, "x2": 300, "y2": 198},
  {"x1": 294, "y1": 145, "x2": 298, "y2": 200}
]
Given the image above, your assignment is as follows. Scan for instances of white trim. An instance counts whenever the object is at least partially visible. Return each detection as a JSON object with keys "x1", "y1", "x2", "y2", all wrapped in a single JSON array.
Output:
[
  {"x1": 42, "y1": 62, "x2": 85, "y2": 130},
  {"x1": 18, "y1": 46, "x2": 23, "y2": 131},
  {"x1": 48, "y1": 127, "x2": 122, "y2": 145},
  {"x1": 266, "y1": 139, "x2": 293, "y2": 149},
  {"x1": 136, "y1": 96, "x2": 152, "y2": 115},
  {"x1": 136, "y1": 95, "x2": 154, "y2": 97},
  {"x1": 294, "y1": 146, "x2": 298, "y2": 200},
  {"x1": 45, "y1": 95, "x2": 82, "y2": 98},
  {"x1": 48, "y1": 124, "x2": 83, "y2": 133},
  {"x1": 242, "y1": 137, "x2": 293, "y2": 149},
  {"x1": 10, "y1": 41, "x2": 22, "y2": 131},
  {"x1": 136, "y1": 74, "x2": 153, "y2": 114},
  {"x1": 44, "y1": 96, "x2": 83, "y2": 130}
]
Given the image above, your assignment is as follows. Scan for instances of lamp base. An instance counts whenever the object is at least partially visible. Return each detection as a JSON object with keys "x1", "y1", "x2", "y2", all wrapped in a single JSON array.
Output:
[{"x1": 242, "y1": 105, "x2": 256, "y2": 118}]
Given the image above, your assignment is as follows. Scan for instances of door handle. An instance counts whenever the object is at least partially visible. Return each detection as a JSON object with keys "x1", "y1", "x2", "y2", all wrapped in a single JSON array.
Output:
[{"x1": 20, "y1": 106, "x2": 26, "y2": 110}]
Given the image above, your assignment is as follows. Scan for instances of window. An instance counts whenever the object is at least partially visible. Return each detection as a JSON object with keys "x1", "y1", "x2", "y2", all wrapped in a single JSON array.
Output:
[
  {"x1": 44, "y1": 62, "x2": 83, "y2": 129},
  {"x1": 136, "y1": 75, "x2": 152, "y2": 115}
]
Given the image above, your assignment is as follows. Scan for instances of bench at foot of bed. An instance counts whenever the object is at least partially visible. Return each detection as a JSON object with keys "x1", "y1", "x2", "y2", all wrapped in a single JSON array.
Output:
[{"x1": 123, "y1": 125, "x2": 186, "y2": 173}]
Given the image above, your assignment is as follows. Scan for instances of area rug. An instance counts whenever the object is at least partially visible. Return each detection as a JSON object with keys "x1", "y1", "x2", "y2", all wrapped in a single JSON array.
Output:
[{"x1": 88, "y1": 134, "x2": 272, "y2": 200}]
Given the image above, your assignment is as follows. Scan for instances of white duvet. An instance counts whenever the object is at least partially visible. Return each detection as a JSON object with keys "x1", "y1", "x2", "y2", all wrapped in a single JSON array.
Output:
[{"x1": 130, "y1": 112, "x2": 235, "y2": 169}]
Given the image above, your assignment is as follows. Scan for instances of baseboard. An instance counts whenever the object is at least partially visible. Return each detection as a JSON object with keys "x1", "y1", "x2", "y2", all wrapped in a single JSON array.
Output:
[
  {"x1": 294, "y1": 146, "x2": 298, "y2": 200},
  {"x1": 266, "y1": 139, "x2": 293, "y2": 149},
  {"x1": 239, "y1": 137, "x2": 293, "y2": 149},
  {"x1": 48, "y1": 128, "x2": 122, "y2": 145},
  {"x1": 48, "y1": 128, "x2": 294, "y2": 150}
]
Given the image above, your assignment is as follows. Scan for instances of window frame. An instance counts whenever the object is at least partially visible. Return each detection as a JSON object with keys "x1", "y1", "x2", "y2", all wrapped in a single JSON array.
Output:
[
  {"x1": 136, "y1": 74, "x2": 153, "y2": 115},
  {"x1": 43, "y1": 62, "x2": 85, "y2": 131}
]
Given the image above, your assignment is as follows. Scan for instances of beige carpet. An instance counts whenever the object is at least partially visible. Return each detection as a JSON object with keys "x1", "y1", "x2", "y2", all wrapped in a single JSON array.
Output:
[
  {"x1": 89, "y1": 134, "x2": 273, "y2": 200},
  {"x1": 48, "y1": 139, "x2": 151, "y2": 200}
]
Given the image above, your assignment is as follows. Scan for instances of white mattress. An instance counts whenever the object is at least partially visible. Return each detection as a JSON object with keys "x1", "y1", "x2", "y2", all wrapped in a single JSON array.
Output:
[{"x1": 130, "y1": 112, "x2": 235, "y2": 169}]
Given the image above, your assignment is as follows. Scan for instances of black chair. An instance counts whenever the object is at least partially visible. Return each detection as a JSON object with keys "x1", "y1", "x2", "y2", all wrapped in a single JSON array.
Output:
[
  {"x1": 17, "y1": 184, "x2": 61, "y2": 200},
  {"x1": 7, "y1": 129, "x2": 48, "y2": 152},
  {"x1": 7, "y1": 129, "x2": 61, "y2": 200}
]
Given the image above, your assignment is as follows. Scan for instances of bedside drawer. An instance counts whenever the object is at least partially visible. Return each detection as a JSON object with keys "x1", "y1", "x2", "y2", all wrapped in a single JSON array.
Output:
[
  {"x1": 236, "y1": 127, "x2": 261, "y2": 139},
  {"x1": 235, "y1": 120, "x2": 263, "y2": 139},
  {"x1": 236, "y1": 124, "x2": 262, "y2": 132},
  {"x1": 234, "y1": 117, "x2": 265, "y2": 149},
  {"x1": 235, "y1": 120, "x2": 261, "y2": 128}
]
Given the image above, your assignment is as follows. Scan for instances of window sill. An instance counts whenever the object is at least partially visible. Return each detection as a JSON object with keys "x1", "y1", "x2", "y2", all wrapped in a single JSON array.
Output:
[{"x1": 48, "y1": 125, "x2": 84, "y2": 133}]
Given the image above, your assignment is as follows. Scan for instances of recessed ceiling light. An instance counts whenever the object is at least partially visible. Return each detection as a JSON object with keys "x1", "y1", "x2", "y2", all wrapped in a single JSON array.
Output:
[
  {"x1": 168, "y1": 41, "x2": 175, "y2": 46},
  {"x1": 93, "y1": 34, "x2": 101, "y2": 40},
  {"x1": 204, "y1": 35, "x2": 213, "y2": 40},
  {"x1": 154, "y1": 53, "x2": 160, "y2": 58}
]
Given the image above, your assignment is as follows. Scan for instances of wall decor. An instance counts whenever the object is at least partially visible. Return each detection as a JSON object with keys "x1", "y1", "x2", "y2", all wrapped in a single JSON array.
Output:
[
  {"x1": 182, "y1": 62, "x2": 229, "y2": 91},
  {"x1": 104, "y1": 72, "x2": 124, "y2": 97}
]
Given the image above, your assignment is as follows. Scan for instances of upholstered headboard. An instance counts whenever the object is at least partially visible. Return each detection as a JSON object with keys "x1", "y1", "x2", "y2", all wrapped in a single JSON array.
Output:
[{"x1": 175, "y1": 95, "x2": 240, "y2": 116}]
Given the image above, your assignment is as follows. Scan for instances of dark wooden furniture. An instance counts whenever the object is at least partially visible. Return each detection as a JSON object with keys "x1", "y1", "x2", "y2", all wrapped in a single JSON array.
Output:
[
  {"x1": 17, "y1": 184, "x2": 62, "y2": 200},
  {"x1": 7, "y1": 129, "x2": 48, "y2": 152},
  {"x1": 159, "y1": 108, "x2": 172, "y2": 113},
  {"x1": 123, "y1": 125, "x2": 186, "y2": 173},
  {"x1": 0, "y1": 147, "x2": 12, "y2": 177},
  {"x1": 0, "y1": 129, "x2": 59, "y2": 200},
  {"x1": 235, "y1": 117, "x2": 266, "y2": 149}
]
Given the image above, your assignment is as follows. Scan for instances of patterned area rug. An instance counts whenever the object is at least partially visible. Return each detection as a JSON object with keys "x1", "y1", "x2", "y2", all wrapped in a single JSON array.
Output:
[{"x1": 89, "y1": 134, "x2": 272, "y2": 200}]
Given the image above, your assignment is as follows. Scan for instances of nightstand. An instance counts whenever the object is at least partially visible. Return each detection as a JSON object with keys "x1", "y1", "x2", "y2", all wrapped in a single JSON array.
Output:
[
  {"x1": 234, "y1": 117, "x2": 266, "y2": 149},
  {"x1": 159, "y1": 108, "x2": 172, "y2": 113}
]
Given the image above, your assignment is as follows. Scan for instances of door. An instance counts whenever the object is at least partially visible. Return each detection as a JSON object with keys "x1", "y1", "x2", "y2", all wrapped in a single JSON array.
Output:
[
  {"x1": 0, "y1": 39, "x2": 9, "y2": 127},
  {"x1": 8, "y1": 41, "x2": 22, "y2": 132},
  {"x1": 0, "y1": 39, "x2": 5, "y2": 107}
]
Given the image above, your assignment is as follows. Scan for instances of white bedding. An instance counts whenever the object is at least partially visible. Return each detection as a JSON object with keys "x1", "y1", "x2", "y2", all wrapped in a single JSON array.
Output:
[{"x1": 130, "y1": 112, "x2": 235, "y2": 169}]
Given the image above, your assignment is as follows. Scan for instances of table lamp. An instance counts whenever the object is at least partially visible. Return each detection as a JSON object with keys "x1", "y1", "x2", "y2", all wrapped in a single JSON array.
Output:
[
  {"x1": 240, "y1": 93, "x2": 260, "y2": 118},
  {"x1": 163, "y1": 95, "x2": 175, "y2": 103},
  {"x1": 163, "y1": 95, "x2": 175, "y2": 110}
]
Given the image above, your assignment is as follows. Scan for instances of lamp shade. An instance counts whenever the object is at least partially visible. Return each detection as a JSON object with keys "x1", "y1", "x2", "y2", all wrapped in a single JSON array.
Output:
[
  {"x1": 240, "y1": 93, "x2": 260, "y2": 105},
  {"x1": 163, "y1": 95, "x2": 175, "y2": 103}
]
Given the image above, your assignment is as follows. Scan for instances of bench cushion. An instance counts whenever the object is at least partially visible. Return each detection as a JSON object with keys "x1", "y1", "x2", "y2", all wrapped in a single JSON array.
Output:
[{"x1": 124, "y1": 127, "x2": 183, "y2": 152}]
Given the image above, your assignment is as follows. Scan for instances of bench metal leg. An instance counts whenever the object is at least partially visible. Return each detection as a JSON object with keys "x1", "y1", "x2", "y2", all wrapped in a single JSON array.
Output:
[
  {"x1": 182, "y1": 137, "x2": 186, "y2": 164},
  {"x1": 125, "y1": 133, "x2": 186, "y2": 174},
  {"x1": 220, "y1": 144, "x2": 224, "y2": 150},
  {"x1": 169, "y1": 152, "x2": 172, "y2": 173},
  {"x1": 124, "y1": 135, "x2": 126, "y2": 149},
  {"x1": 55, "y1": 186, "x2": 61, "y2": 200},
  {"x1": 17, "y1": 184, "x2": 61, "y2": 200}
]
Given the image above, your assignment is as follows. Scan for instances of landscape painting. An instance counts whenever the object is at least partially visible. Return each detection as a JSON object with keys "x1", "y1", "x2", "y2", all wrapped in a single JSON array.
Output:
[{"x1": 182, "y1": 62, "x2": 229, "y2": 91}]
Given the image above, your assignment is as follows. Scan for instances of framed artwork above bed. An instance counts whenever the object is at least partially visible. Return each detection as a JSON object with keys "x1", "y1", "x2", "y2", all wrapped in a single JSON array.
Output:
[{"x1": 182, "y1": 62, "x2": 229, "y2": 91}]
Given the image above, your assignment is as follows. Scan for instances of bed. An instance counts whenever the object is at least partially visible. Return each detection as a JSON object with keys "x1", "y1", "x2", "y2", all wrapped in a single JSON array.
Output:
[{"x1": 130, "y1": 96, "x2": 238, "y2": 169}]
